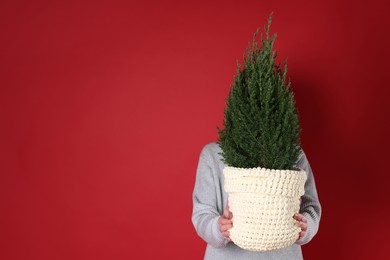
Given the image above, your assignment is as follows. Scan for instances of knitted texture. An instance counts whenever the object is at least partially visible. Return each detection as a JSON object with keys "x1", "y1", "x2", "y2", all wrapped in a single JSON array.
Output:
[{"x1": 224, "y1": 166, "x2": 307, "y2": 251}]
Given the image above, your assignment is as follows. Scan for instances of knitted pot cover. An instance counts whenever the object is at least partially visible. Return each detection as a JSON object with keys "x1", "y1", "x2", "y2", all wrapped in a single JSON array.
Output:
[{"x1": 223, "y1": 166, "x2": 307, "y2": 251}]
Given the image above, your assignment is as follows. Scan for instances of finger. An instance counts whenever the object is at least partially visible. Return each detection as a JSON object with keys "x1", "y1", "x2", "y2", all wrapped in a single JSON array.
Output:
[
  {"x1": 219, "y1": 218, "x2": 232, "y2": 225},
  {"x1": 224, "y1": 224, "x2": 233, "y2": 231},
  {"x1": 297, "y1": 230, "x2": 305, "y2": 240},
  {"x1": 220, "y1": 224, "x2": 233, "y2": 232},
  {"x1": 299, "y1": 222, "x2": 308, "y2": 231},
  {"x1": 218, "y1": 217, "x2": 232, "y2": 225},
  {"x1": 222, "y1": 231, "x2": 230, "y2": 237},
  {"x1": 293, "y1": 213, "x2": 307, "y2": 223},
  {"x1": 225, "y1": 200, "x2": 234, "y2": 219},
  {"x1": 225, "y1": 209, "x2": 233, "y2": 219},
  {"x1": 228, "y1": 209, "x2": 233, "y2": 219},
  {"x1": 224, "y1": 205, "x2": 230, "y2": 218}
]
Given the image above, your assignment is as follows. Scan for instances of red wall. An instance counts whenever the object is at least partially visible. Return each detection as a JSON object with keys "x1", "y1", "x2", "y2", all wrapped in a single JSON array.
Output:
[{"x1": 1, "y1": 1, "x2": 389, "y2": 259}]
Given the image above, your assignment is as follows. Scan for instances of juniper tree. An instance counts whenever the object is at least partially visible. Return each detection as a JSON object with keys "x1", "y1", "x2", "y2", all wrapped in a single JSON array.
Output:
[{"x1": 218, "y1": 13, "x2": 301, "y2": 170}]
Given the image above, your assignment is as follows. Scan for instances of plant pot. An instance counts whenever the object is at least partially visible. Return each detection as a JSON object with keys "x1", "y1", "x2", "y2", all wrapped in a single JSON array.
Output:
[{"x1": 223, "y1": 166, "x2": 307, "y2": 251}]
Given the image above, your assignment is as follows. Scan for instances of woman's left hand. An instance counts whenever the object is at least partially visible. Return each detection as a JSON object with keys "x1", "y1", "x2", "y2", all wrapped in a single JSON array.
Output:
[{"x1": 293, "y1": 213, "x2": 307, "y2": 240}]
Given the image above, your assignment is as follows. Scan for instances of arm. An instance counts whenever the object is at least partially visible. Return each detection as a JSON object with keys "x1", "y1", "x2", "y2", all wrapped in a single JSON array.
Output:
[
  {"x1": 191, "y1": 146, "x2": 229, "y2": 248},
  {"x1": 295, "y1": 149, "x2": 322, "y2": 245}
]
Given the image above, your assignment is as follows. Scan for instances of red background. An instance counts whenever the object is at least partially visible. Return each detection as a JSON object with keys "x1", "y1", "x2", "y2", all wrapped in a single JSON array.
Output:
[{"x1": 1, "y1": 0, "x2": 389, "y2": 259}]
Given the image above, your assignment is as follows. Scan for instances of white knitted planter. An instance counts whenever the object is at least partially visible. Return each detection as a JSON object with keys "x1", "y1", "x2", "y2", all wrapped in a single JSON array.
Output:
[{"x1": 224, "y1": 166, "x2": 307, "y2": 252}]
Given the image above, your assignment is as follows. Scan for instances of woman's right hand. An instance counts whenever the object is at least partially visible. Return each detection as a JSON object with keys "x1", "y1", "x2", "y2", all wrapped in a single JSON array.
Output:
[{"x1": 218, "y1": 202, "x2": 233, "y2": 242}]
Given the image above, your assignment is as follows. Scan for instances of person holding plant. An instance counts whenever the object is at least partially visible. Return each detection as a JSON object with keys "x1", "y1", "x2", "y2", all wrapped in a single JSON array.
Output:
[
  {"x1": 191, "y1": 14, "x2": 321, "y2": 259},
  {"x1": 192, "y1": 143, "x2": 321, "y2": 259}
]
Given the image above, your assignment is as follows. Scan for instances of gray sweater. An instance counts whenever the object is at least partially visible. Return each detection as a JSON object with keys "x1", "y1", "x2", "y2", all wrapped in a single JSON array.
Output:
[{"x1": 192, "y1": 143, "x2": 321, "y2": 260}]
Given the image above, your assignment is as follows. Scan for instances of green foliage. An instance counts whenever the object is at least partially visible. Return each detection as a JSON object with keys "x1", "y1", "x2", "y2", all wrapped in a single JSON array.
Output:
[{"x1": 218, "y1": 13, "x2": 301, "y2": 170}]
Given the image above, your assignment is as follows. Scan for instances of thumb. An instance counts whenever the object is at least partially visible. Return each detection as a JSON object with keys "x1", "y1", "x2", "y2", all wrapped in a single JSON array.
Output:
[
  {"x1": 223, "y1": 201, "x2": 230, "y2": 218},
  {"x1": 224, "y1": 202, "x2": 233, "y2": 219}
]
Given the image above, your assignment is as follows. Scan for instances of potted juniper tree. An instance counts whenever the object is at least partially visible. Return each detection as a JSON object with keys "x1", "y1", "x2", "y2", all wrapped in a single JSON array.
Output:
[{"x1": 218, "y1": 13, "x2": 307, "y2": 251}]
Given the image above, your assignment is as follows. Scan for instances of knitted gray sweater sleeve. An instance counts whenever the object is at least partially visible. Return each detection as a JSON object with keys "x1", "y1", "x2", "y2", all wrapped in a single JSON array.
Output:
[
  {"x1": 295, "y1": 150, "x2": 322, "y2": 245},
  {"x1": 191, "y1": 145, "x2": 229, "y2": 248}
]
